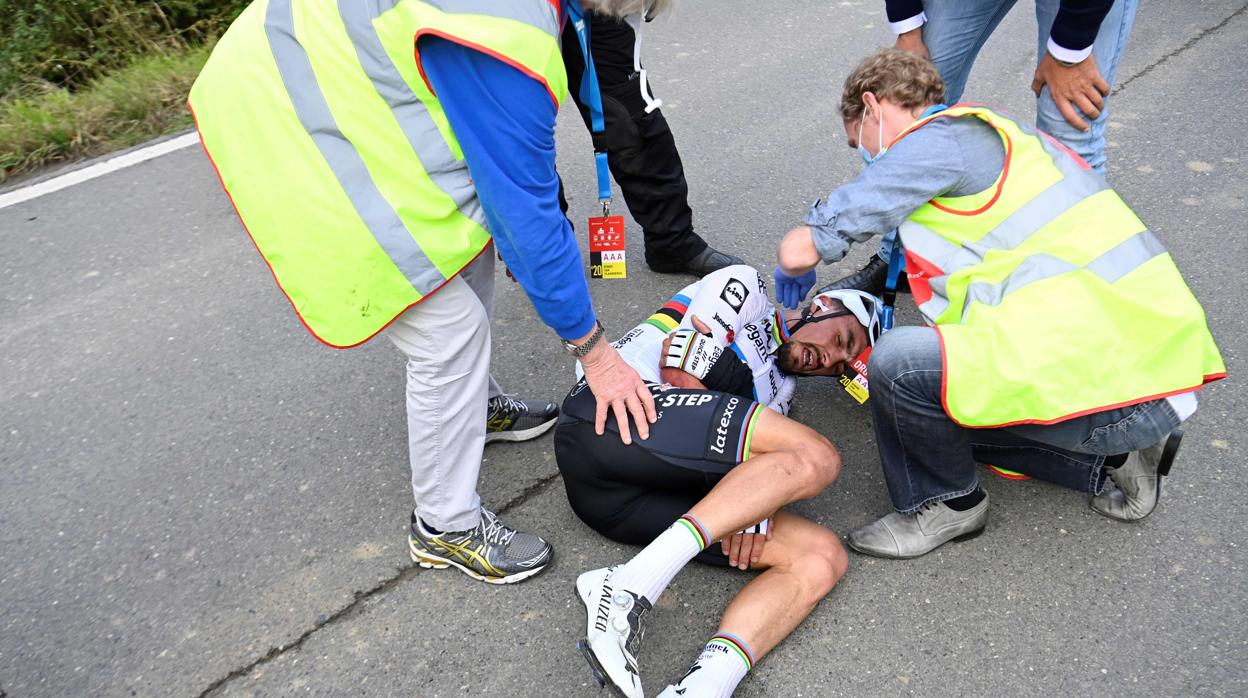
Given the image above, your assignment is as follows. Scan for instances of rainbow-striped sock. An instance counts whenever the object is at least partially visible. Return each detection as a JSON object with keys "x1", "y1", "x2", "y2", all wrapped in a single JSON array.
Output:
[
  {"x1": 610, "y1": 514, "x2": 709, "y2": 604},
  {"x1": 670, "y1": 632, "x2": 755, "y2": 697},
  {"x1": 674, "y1": 514, "x2": 710, "y2": 551}
]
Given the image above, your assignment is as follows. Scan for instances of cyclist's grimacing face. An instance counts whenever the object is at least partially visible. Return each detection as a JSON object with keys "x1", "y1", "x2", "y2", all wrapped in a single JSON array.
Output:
[{"x1": 777, "y1": 313, "x2": 867, "y2": 377}]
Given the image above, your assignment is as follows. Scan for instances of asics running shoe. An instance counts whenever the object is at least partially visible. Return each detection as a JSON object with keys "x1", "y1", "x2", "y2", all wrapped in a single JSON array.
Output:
[
  {"x1": 485, "y1": 395, "x2": 559, "y2": 444},
  {"x1": 408, "y1": 509, "x2": 552, "y2": 584},
  {"x1": 576, "y1": 567, "x2": 651, "y2": 698}
]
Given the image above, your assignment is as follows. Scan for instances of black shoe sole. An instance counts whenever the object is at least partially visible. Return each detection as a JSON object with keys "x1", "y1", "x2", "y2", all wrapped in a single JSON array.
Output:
[
  {"x1": 847, "y1": 523, "x2": 987, "y2": 559},
  {"x1": 576, "y1": 640, "x2": 632, "y2": 698}
]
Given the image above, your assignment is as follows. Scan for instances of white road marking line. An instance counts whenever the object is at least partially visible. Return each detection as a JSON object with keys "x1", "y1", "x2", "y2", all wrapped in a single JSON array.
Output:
[{"x1": 0, "y1": 132, "x2": 200, "y2": 211}]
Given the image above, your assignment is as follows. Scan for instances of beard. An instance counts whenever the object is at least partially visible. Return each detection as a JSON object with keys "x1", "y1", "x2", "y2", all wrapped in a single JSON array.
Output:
[{"x1": 775, "y1": 342, "x2": 801, "y2": 375}]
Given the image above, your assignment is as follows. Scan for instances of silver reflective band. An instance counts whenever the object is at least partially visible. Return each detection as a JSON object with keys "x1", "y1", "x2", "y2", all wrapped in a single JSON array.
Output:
[
  {"x1": 916, "y1": 276, "x2": 949, "y2": 323},
  {"x1": 903, "y1": 122, "x2": 1112, "y2": 324},
  {"x1": 939, "y1": 172, "x2": 1108, "y2": 273},
  {"x1": 266, "y1": 0, "x2": 446, "y2": 295},
  {"x1": 957, "y1": 230, "x2": 1166, "y2": 321},
  {"x1": 339, "y1": 1, "x2": 486, "y2": 229},
  {"x1": 422, "y1": 0, "x2": 559, "y2": 37}
]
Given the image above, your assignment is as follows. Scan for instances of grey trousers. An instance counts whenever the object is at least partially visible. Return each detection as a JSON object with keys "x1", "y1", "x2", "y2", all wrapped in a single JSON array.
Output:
[{"x1": 385, "y1": 245, "x2": 502, "y2": 532}]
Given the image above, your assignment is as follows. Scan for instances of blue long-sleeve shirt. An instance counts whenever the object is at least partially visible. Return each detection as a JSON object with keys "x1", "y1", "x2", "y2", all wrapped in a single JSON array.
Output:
[
  {"x1": 806, "y1": 115, "x2": 1006, "y2": 263},
  {"x1": 420, "y1": 36, "x2": 597, "y2": 340}
]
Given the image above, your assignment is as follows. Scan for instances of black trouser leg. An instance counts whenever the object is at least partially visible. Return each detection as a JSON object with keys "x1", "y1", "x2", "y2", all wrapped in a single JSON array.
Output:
[{"x1": 561, "y1": 13, "x2": 708, "y2": 270}]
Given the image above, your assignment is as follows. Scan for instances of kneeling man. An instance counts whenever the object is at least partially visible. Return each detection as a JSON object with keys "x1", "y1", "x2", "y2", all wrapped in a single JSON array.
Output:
[
  {"x1": 774, "y1": 49, "x2": 1226, "y2": 559},
  {"x1": 557, "y1": 265, "x2": 878, "y2": 697}
]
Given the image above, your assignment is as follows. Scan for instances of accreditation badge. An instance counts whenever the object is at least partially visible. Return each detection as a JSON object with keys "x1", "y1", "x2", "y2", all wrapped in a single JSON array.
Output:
[
  {"x1": 838, "y1": 346, "x2": 872, "y2": 404},
  {"x1": 588, "y1": 215, "x2": 627, "y2": 279}
]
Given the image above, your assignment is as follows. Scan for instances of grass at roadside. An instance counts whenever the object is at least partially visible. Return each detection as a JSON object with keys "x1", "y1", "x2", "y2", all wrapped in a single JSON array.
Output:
[{"x1": 0, "y1": 44, "x2": 210, "y2": 184}]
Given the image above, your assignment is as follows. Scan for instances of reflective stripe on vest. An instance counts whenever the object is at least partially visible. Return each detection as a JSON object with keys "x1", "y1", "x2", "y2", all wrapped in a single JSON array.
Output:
[
  {"x1": 424, "y1": 0, "x2": 560, "y2": 36},
  {"x1": 266, "y1": 0, "x2": 448, "y2": 295},
  {"x1": 189, "y1": 0, "x2": 566, "y2": 348},
  {"x1": 892, "y1": 106, "x2": 1225, "y2": 427},
  {"x1": 902, "y1": 119, "x2": 1107, "y2": 324},
  {"x1": 957, "y1": 229, "x2": 1165, "y2": 320}
]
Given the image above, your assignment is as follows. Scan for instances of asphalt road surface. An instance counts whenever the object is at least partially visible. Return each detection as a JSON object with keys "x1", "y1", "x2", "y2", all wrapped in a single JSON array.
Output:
[{"x1": 2, "y1": 2, "x2": 1245, "y2": 696}]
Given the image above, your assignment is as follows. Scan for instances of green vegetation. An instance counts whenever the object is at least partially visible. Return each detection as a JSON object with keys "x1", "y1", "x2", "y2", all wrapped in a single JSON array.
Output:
[{"x1": 0, "y1": 1, "x2": 248, "y2": 182}]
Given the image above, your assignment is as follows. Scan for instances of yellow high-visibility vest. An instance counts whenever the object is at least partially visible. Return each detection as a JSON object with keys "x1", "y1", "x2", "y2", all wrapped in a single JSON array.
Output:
[
  {"x1": 895, "y1": 106, "x2": 1225, "y2": 427},
  {"x1": 189, "y1": 0, "x2": 568, "y2": 347}
]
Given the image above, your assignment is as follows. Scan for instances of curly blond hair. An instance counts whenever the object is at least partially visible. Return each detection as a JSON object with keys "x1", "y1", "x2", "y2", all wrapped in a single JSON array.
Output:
[{"x1": 839, "y1": 49, "x2": 945, "y2": 122}]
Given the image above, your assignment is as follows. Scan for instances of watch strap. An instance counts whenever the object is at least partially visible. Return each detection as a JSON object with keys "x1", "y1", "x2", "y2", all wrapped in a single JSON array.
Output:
[{"x1": 566, "y1": 321, "x2": 605, "y2": 357}]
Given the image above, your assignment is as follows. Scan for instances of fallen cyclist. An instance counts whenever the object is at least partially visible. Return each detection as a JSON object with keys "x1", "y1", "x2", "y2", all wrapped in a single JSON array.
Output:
[{"x1": 555, "y1": 265, "x2": 881, "y2": 697}]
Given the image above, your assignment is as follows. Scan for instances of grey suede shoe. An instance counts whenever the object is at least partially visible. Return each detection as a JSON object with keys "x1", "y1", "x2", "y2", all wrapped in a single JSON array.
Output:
[
  {"x1": 848, "y1": 495, "x2": 989, "y2": 559},
  {"x1": 1090, "y1": 430, "x2": 1182, "y2": 522}
]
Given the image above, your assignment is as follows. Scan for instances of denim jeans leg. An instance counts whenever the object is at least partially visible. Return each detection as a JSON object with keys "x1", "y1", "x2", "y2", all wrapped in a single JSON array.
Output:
[
  {"x1": 921, "y1": 0, "x2": 1019, "y2": 103},
  {"x1": 985, "y1": 396, "x2": 1182, "y2": 494},
  {"x1": 869, "y1": 326, "x2": 980, "y2": 514},
  {"x1": 1034, "y1": 0, "x2": 1139, "y2": 175},
  {"x1": 969, "y1": 431, "x2": 1106, "y2": 495}
]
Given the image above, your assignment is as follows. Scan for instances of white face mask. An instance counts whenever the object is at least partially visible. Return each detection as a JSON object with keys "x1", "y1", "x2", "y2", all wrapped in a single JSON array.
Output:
[{"x1": 857, "y1": 107, "x2": 887, "y2": 165}]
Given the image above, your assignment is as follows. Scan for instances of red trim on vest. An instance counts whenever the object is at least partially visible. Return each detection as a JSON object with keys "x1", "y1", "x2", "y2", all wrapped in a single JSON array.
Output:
[
  {"x1": 413, "y1": 29, "x2": 559, "y2": 106},
  {"x1": 893, "y1": 103, "x2": 1013, "y2": 217},
  {"x1": 188, "y1": 101, "x2": 491, "y2": 350},
  {"x1": 986, "y1": 465, "x2": 1032, "y2": 481},
  {"x1": 937, "y1": 323, "x2": 1226, "y2": 428},
  {"x1": 930, "y1": 129, "x2": 1011, "y2": 216}
]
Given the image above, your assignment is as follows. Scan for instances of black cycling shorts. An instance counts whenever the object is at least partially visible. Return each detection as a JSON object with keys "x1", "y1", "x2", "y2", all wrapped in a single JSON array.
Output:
[{"x1": 555, "y1": 382, "x2": 765, "y2": 567}]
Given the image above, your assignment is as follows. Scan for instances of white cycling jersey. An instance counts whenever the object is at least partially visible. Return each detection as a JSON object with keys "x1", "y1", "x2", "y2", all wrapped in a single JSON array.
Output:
[{"x1": 578, "y1": 265, "x2": 796, "y2": 414}]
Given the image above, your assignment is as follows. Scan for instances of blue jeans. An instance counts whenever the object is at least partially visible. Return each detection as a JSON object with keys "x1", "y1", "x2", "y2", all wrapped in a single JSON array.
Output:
[
  {"x1": 920, "y1": 0, "x2": 1139, "y2": 176},
  {"x1": 868, "y1": 326, "x2": 1181, "y2": 515}
]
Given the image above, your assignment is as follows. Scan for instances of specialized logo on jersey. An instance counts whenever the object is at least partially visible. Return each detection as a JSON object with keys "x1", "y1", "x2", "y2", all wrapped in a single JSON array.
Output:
[
  {"x1": 613, "y1": 326, "x2": 645, "y2": 349},
  {"x1": 720, "y1": 279, "x2": 749, "y2": 312}
]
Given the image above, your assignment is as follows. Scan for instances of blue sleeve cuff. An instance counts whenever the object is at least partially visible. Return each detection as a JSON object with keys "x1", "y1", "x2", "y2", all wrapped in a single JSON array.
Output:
[{"x1": 557, "y1": 310, "x2": 599, "y2": 342}]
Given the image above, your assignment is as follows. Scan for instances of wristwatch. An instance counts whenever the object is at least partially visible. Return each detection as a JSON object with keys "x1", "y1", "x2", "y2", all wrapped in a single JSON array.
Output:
[{"x1": 563, "y1": 321, "x2": 605, "y2": 358}]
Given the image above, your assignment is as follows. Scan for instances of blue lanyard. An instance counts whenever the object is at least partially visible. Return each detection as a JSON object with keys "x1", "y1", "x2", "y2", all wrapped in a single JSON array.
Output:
[
  {"x1": 565, "y1": 0, "x2": 613, "y2": 211},
  {"x1": 881, "y1": 235, "x2": 903, "y2": 332}
]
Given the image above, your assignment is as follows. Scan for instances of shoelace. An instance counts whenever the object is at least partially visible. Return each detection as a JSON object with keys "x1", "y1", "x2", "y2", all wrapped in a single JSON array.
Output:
[
  {"x1": 490, "y1": 394, "x2": 526, "y2": 417},
  {"x1": 480, "y1": 510, "x2": 517, "y2": 547},
  {"x1": 917, "y1": 500, "x2": 941, "y2": 516}
]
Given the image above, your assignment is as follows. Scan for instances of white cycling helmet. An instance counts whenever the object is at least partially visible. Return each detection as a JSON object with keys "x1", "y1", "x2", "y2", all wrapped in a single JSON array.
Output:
[{"x1": 790, "y1": 289, "x2": 884, "y2": 346}]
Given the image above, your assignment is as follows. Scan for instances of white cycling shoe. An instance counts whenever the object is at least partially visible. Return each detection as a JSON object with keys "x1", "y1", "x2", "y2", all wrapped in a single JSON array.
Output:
[{"x1": 576, "y1": 566, "x2": 652, "y2": 698}]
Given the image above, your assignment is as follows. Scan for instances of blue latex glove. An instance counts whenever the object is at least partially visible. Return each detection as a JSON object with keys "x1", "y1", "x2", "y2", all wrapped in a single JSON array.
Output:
[{"x1": 774, "y1": 267, "x2": 816, "y2": 309}]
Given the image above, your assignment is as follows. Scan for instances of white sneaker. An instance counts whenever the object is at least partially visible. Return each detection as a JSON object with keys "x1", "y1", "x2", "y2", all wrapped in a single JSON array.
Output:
[{"x1": 576, "y1": 567, "x2": 651, "y2": 698}]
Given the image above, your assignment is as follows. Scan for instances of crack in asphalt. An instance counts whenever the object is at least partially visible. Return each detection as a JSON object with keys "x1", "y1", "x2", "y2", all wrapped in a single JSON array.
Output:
[
  {"x1": 187, "y1": 6, "x2": 1248, "y2": 697},
  {"x1": 1113, "y1": 2, "x2": 1248, "y2": 96},
  {"x1": 195, "y1": 471, "x2": 562, "y2": 697}
]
